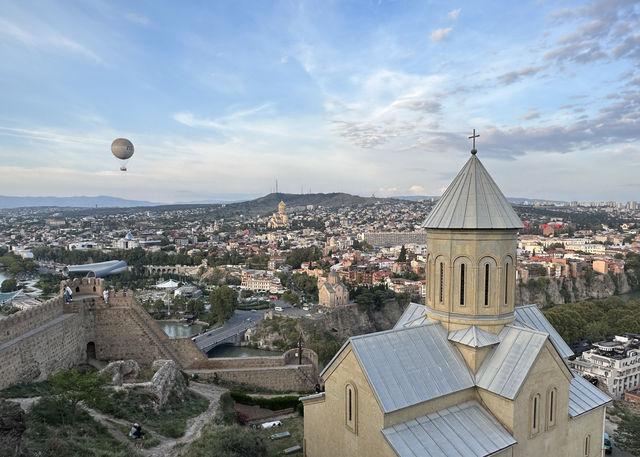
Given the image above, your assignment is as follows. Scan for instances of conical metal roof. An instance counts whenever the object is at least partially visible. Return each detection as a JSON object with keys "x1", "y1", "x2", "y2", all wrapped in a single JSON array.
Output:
[{"x1": 422, "y1": 154, "x2": 523, "y2": 229}]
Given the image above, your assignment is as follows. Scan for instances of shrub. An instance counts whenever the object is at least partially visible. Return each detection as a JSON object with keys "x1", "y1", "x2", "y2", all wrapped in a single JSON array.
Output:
[{"x1": 230, "y1": 392, "x2": 300, "y2": 411}]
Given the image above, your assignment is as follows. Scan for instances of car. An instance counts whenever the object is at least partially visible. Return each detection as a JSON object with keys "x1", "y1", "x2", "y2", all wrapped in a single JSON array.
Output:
[
  {"x1": 274, "y1": 306, "x2": 283, "y2": 311},
  {"x1": 302, "y1": 306, "x2": 309, "y2": 311},
  {"x1": 604, "y1": 433, "x2": 612, "y2": 455}
]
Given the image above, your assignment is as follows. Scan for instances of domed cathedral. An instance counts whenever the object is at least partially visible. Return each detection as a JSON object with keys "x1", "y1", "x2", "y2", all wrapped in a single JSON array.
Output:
[
  {"x1": 422, "y1": 149, "x2": 523, "y2": 334},
  {"x1": 302, "y1": 138, "x2": 611, "y2": 457}
]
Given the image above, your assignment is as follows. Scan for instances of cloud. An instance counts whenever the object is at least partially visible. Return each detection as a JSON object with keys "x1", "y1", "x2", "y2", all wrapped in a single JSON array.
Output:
[
  {"x1": 521, "y1": 108, "x2": 540, "y2": 120},
  {"x1": 0, "y1": 17, "x2": 103, "y2": 64},
  {"x1": 392, "y1": 98, "x2": 441, "y2": 113},
  {"x1": 448, "y1": 9, "x2": 461, "y2": 20},
  {"x1": 173, "y1": 103, "x2": 272, "y2": 131},
  {"x1": 430, "y1": 27, "x2": 453, "y2": 42},
  {"x1": 409, "y1": 185, "x2": 426, "y2": 194},
  {"x1": 498, "y1": 65, "x2": 547, "y2": 85},
  {"x1": 280, "y1": 55, "x2": 288, "y2": 63}
]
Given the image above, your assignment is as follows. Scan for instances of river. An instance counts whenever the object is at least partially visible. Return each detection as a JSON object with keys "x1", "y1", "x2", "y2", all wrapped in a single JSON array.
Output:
[
  {"x1": 207, "y1": 345, "x2": 283, "y2": 358},
  {"x1": 156, "y1": 321, "x2": 204, "y2": 339}
]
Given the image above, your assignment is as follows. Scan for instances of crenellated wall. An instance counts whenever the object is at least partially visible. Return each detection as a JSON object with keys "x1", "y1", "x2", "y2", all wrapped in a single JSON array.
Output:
[{"x1": 0, "y1": 278, "x2": 318, "y2": 392}]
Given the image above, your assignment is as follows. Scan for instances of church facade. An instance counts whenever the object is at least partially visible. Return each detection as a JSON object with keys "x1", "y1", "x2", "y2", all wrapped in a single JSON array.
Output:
[
  {"x1": 318, "y1": 271, "x2": 349, "y2": 307},
  {"x1": 267, "y1": 200, "x2": 290, "y2": 229},
  {"x1": 302, "y1": 149, "x2": 610, "y2": 457}
]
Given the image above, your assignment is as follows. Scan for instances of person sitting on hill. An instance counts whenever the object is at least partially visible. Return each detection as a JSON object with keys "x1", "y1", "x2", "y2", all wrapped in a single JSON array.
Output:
[{"x1": 129, "y1": 423, "x2": 145, "y2": 449}]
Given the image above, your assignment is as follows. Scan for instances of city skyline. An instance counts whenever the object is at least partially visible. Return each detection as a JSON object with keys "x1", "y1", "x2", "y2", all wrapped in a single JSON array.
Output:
[{"x1": 1, "y1": 0, "x2": 639, "y2": 203}]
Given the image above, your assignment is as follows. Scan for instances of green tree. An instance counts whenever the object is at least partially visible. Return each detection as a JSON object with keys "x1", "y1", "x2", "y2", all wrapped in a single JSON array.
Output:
[
  {"x1": 49, "y1": 370, "x2": 106, "y2": 422},
  {"x1": 209, "y1": 286, "x2": 238, "y2": 323},
  {"x1": 1, "y1": 278, "x2": 18, "y2": 292},
  {"x1": 398, "y1": 245, "x2": 407, "y2": 263},
  {"x1": 614, "y1": 407, "x2": 640, "y2": 455},
  {"x1": 281, "y1": 290, "x2": 300, "y2": 305}
]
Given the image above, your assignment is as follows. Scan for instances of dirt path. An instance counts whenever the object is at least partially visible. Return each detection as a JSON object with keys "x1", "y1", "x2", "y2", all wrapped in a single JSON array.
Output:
[
  {"x1": 11, "y1": 382, "x2": 227, "y2": 457},
  {"x1": 139, "y1": 382, "x2": 226, "y2": 457}
]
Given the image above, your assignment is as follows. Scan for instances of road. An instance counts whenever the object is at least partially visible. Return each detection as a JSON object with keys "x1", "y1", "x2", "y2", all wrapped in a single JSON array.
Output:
[{"x1": 192, "y1": 309, "x2": 267, "y2": 353}]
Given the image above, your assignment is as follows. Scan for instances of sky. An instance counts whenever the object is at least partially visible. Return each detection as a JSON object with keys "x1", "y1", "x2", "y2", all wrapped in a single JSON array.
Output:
[{"x1": 0, "y1": 0, "x2": 639, "y2": 204}]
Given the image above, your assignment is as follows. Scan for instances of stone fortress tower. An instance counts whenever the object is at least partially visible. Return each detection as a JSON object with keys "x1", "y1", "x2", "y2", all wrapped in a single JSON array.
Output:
[{"x1": 422, "y1": 147, "x2": 523, "y2": 334}]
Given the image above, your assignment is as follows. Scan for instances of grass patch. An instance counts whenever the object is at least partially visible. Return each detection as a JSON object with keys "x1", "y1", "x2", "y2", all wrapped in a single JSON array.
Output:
[
  {"x1": 0, "y1": 380, "x2": 55, "y2": 399},
  {"x1": 87, "y1": 387, "x2": 209, "y2": 438},
  {"x1": 179, "y1": 417, "x2": 304, "y2": 457},
  {"x1": 260, "y1": 416, "x2": 304, "y2": 457},
  {"x1": 25, "y1": 397, "x2": 135, "y2": 457}
]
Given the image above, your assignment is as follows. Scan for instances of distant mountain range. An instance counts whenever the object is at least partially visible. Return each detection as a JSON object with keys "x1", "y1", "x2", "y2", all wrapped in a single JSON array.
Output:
[
  {"x1": 0, "y1": 192, "x2": 565, "y2": 210},
  {"x1": 392, "y1": 195, "x2": 567, "y2": 204},
  {"x1": 0, "y1": 195, "x2": 246, "y2": 209}
]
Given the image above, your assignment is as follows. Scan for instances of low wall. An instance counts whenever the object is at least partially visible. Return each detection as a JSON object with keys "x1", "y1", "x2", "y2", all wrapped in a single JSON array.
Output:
[
  {"x1": 191, "y1": 364, "x2": 317, "y2": 392},
  {"x1": 0, "y1": 313, "x2": 85, "y2": 389}
]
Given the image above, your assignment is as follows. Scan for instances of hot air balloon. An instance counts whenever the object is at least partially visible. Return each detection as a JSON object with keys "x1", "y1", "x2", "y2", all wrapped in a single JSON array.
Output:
[{"x1": 111, "y1": 138, "x2": 134, "y2": 171}]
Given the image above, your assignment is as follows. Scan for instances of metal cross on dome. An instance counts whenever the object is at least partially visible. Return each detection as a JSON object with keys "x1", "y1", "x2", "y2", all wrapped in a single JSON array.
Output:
[{"x1": 469, "y1": 129, "x2": 479, "y2": 154}]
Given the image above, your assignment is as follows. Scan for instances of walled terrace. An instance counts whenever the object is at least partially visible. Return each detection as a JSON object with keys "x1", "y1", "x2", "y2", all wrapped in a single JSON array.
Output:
[{"x1": 0, "y1": 277, "x2": 317, "y2": 392}]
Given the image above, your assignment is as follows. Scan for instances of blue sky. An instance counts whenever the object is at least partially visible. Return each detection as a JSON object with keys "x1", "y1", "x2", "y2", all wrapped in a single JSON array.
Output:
[{"x1": 0, "y1": 0, "x2": 639, "y2": 203}]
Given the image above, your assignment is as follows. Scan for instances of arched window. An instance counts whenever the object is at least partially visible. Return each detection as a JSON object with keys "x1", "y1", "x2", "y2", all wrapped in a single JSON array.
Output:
[
  {"x1": 345, "y1": 383, "x2": 357, "y2": 433},
  {"x1": 484, "y1": 264, "x2": 490, "y2": 306},
  {"x1": 439, "y1": 262, "x2": 444, "y2": 303},
  {"x1": 504, "y1": 262, "x2": 509, "y2": 305},
  {"x1": 459, "y1": 264, "x2": 465, "y2": 306},
  {"x1": 531, "y1": 393, "x2": 541, "y2": 436},
  {"x1": 547, "y1": 387, "x2": 557, "y2": 428},
  {"x1": 584, "y1": 435, "x2": 590, "y2": 456}
]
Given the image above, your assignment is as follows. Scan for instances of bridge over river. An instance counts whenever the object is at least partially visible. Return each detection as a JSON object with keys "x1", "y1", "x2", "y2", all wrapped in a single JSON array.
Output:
[{"x1": 193, "y1": 310, "x2": 266, "y2": 354}]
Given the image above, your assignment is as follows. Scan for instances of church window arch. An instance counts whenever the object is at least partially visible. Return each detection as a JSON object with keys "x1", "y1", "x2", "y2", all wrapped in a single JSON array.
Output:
[
  {"x1": 584, "y1": 434, "x2": 590, "y2": 456},
  {"x1": 530, "y1": 393, "x2": 541, "y2": 436},
  {"x1": 453, "y1": 257, "x2": 471, "y2": 307},
  {"x1": 345, "y1": 383, "x2": 358, "y2": 433},
  {"x1": 439, "y1": 262, "x2": 444, "y2": 303},
  {"x1": 547, "y1": 387, "x2": 557, "y2": 429},
  {"x1": 479, "y1": 257, "x2": 497, "y2": 307}
]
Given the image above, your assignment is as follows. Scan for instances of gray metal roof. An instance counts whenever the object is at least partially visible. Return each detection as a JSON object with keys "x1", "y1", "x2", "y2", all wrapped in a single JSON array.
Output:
[
  {"x1": 382, "y1": 400, "x2": 516, "y2": 457},
  {"x1": 64, "y1": 260, "x2": 128, "y2": 278},
  {"x1": 349, "y1": 323, "x2": 475, "y2": 413},
  {"x1": 448, "y1": 326, "x2": 500, "y2": 348},
  {"x1": 422, "y1": 154, "x2": 523, "y2": 229},
  {"x1": 514, "y1": 305, "x2": 574, "y2": 358},
  {"x1": 394, "y1": 303, "x2": 429, "y2": 329},
  {"x1": 475, "y1": 325, "x2": 548, "y2": 399},
  {"x1": 568, "y1": 374, "x2": 612, "y2": 417}
]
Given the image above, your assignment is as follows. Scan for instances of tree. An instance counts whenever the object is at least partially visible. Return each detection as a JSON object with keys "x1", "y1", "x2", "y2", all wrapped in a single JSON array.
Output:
[
  {"x1": 398, "y1": 245, "x2": 407, "y2": 263},
  {"x1": 281, "y1": 290, "x2": 300, "y2": 305},
  {"x1": 1, "y1": 278, "x2": 18, "y2": 292},
  {"x1": 209, "y1": 286, "x2": 238, "y2": 323},
  {"x1": 49, "y1": 370, "x2": 106, "y2": 423},
  {"x1": 614, "y1": 407, "x2": 640, "y2": 455}
]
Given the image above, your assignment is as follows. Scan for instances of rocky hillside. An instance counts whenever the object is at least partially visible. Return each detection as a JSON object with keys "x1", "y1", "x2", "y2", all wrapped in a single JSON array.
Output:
[
  {"x1": 249, "y1": 300, "x2": 407, "y2": 367},
  {"x1": 516, "y1": 272, "x2": 631, "y2": 306}
]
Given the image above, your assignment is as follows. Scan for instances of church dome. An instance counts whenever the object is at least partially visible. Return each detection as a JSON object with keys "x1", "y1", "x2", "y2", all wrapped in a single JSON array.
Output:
[{"x1": 422, "y1": 154, "x2": 523, "y2": 230}]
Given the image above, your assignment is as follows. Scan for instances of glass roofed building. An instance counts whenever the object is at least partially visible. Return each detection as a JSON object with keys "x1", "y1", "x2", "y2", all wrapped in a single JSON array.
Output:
[{"x1": 301, "y1": 145, "x2": 611, "y2": 457}]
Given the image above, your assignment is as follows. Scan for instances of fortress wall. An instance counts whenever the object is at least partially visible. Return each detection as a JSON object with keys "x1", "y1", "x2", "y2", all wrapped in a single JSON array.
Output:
[
  {"x1": 191, "y1": 363, "x2": 317, "y2": 392},
  {"x1": 193, "y1": 356, "x2": 286, "y2": 370},
  {"x1": 171, "y1": 338, "x2": 208, "y2": 367},
  {"x1": 92, "y1": 307, "x2": 172, "y2": 365},
  {"x1": 0, "y1": 313, "x2": 86, "y2": 389},
  {"x1": 0, "y1": 296, "x2": 65, "y2": 344}
]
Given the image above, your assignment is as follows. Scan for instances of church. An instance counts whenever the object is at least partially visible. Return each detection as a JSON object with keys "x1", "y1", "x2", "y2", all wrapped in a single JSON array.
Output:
[
  {"x1": 301, "y1": 144, "x2": 611, "y2": 457},
  {"x1": 318, "y1": 271, "x2": 349, "y2": 307}
]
